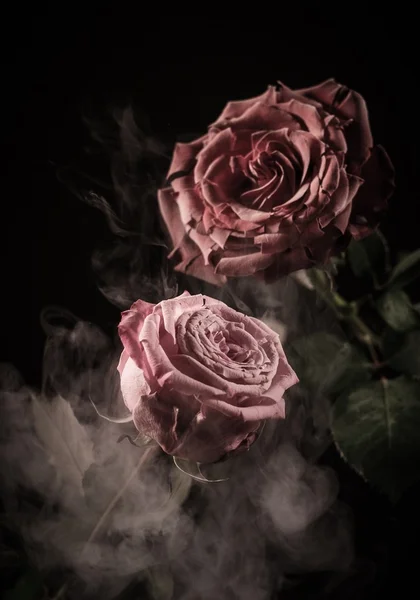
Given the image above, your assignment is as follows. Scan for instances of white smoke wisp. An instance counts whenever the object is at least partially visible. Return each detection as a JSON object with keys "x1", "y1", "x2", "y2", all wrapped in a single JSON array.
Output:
[{"x1": 0, "y1": 310, "x2": 192, "y2": 599}]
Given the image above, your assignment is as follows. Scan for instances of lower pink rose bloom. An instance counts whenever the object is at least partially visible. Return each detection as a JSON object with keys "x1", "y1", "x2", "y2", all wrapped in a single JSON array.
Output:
[{"x1": 117, "y1": 292, "x2": 298, "y2": 463}]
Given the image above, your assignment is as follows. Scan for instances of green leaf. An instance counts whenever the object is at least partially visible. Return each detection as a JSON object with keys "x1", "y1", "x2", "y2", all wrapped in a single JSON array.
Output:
[
  {"x1": 347, "y1": 231, "x2": 390, "y2": 281},
  {"x1": 3, "y1": 569, "x2": 43, "y2": 600},
  {"x1": 387, "y1": 248, "x2": 420, "y2": 290},
  {"x1": 376, "y1": 289, "x2": 420, "y2": 332},
  {"x1": 332, "y1": 376, "x2": 420, "y2": 502},
  {"x1": 381, "y1": 327, "x2": 405, "y2": 360},
  {"x1": 287, "y1": 332, "x2": 371, "y2": 396},
  {"x1": 387, "y1": 331, "x2": 420, "y2": 377}
]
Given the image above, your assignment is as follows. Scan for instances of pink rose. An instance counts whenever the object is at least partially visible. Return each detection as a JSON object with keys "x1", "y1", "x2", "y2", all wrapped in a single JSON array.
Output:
[
  {"x1": 158, "y1": 79, "x2": 395, "y2": 285},
  {"x1": 117, "y1": 292, "x2": 298, "y2": 463}
]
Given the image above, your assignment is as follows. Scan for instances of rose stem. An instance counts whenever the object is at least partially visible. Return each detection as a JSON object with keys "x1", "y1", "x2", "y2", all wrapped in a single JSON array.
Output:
[
  {"x1": 51, "y1": 444, "x2": 160, "y2": 600},
  {"x1": 310, "y1": 269, "x2": 391, "y2": 441},
  {"x1": 309, "y1": 269, "x2": 382, "y2": 354}
]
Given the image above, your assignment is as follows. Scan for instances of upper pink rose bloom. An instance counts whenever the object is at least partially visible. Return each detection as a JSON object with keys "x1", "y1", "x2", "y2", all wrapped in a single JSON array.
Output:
[
  {"x1": 158, "y1": 79, "x2": 395, "y2": 285},
  {"x1": 117, "y1": 292, "x2": 298, "y2": 463}
]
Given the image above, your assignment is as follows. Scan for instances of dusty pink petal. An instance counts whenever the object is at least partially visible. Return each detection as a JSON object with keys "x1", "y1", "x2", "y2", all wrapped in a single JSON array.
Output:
[
  {"x1": 209, "y1": 226, "x2": 231, "y2": 248},
  {"x1": 196, "y1": 208, "x2": 209, "y2": 232},
  {"x1": 323, "y1": 114, "x2": 348, "y2": 153},
  {"x1": 117, "y1": 349, "x2": 130, "y2": 380},
  {"x1": 201, "y1": 194, "x2": 264, "y2": 234},
  {"x1": 195, "y1": 128, "x2": 235, "y2": 181},
  {"x1": 298, "y1": 78, "x2": 373, "y2": 164},
  {"x1": 167, "y1": 136, "x2": 207, "y2": 180},
  {"x1": 215, "y1": 251, "x2": 274, "y2": 276},
  {"x1": 171, "y1": 353, "x2": 273, "y2": 398},
  {"x1": 200, "y1": 180, "x2": 228, "y2": 212},
  {"x1": 203, "y1": 154, "x2": 244, "y2": 191},
  {"x1": 118, "y1": 298, "x2": 155, "y2": 371},
  {"x1": 259, "y1": 358, "x2": 299, "y2": 404},
  {"x1": 119, "y1": 356, "x2": 151, "y2": 412},
  {"x1": 335, "y1": 90, "x2": 373, "y2": 165},
  {"x1": 172, "y1": 406, "x2": 261, "y2": 464},
  {"x1": 175, "y1": 251, "x2": 227, "y2": 286},
  {"x1": 140, "y1": 314, "x2": 227, "y2": 397},
  {"x1": 228, "y1": 201, "x2": 272, "y2": 224},
  {"x1": 202, "y1": 396, "x2": 285, "y2": 420},
  {"x1": 318, "y1": 168, "x2": 350, "y2": 228},
  {"x1": 158, "y1": 293, "x2": 219, "y2": 342},
  {"x1": 216, "y1": 302, "x2": 277, "y2": 342},
  {"x1": 252, "y1": 129, "x2": 300, "y2": 164},
  {"x1": 288, "y1": 130, "x2": 324, "y2": 183},
  {"x1": 253, "y1": 232, "x2": 296, "y2": 253},
  {"x1": 172, "y1": 177, "x2": 204, "y2": 225},
  {"x1": 132, "y1": 393, "x2": 179, "y2": 455},
  {"x1": 320, "y1": 153, "x2": 341, "y2": 195},
  {"x1": 348, "y1": 145, "x2": 395, "y2": 239},
  {"x1": 280, "y1": 99, "x2": 324, "y2": 139},
  {"x1": 187, "y1": 227, "x2": 216, "y2": 265},
  {"x1": 158, "y1": 186, "x2": 225, "y2": 286},
  {"x1": 272, "y1": 182, "x2": 311, "y2": 220},
  {"x1": 322, "y1": 171, "x2": 364, "y2": 230}
]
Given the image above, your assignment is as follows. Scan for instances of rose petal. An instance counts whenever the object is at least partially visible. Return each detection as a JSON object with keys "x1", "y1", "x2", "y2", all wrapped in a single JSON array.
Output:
[
  {"x1": 195, "y1": 128, "x2": 236, "y2": 181},
  {"x1": 175, "y1": 251, "x2": 227, "y2": 286},
  {"x1": 209, "y1": 226, "x2": 232, "y2": 249},
  {"x1": 215, "y1": 251, "x2": 274, "y2": 276},
  {"x1": 298, "y1": 78, "x2": 373, "y2": 164},
  {"x1": 348, "y1": 145, "x2": 395, "y2": 239},
  {"x1": 118, "y1": 298, "x2": 155, "y2": 370},
  {"x1": 281, "y1": 99, "x2": 324, "y2": 139},
  {"x1": 171, "y1": 176, "x2": 204, "y2": 225},
  {"x1": 253, "y1": 232, "x2": 296, "y2": 253},
  {"x1": 158, "y1": 186, "x2": 226, "y2": 286},
  {"x1": 132, "y1": 393, "x2": 179, "y2": 454},
  {"x1": 158, "y1": 293, "x2": 219, "y2": 342},
  {"x1": 119, "y1": 356, "x2": 151, "y2": 412},
  {"x1": 140, "y1": 314, "x2": 228, "y2": 398},
  {"x1": 167, "y1": 135, "x2": 207, "y2": 180},
  {"x1": 172, "y1": 406, "x2": 260, "y2": 463},
  {"x1": 202, "y1": 396, "x2": 285, "y2": 421}
]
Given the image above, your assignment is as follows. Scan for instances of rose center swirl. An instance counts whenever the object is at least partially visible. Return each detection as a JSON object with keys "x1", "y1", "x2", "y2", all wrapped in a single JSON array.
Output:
[
  {"x1": 237, "y1": 147, "x2": 303, "y2": 212},
  {"x1": 175, "y1": 309, "x2": 273, "y2": 382}
]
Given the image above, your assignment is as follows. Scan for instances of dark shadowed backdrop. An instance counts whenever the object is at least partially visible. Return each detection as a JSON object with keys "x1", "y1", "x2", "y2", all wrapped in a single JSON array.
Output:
[{"x1": 1, "y1": 5, "x2": 418, "y2": 599}]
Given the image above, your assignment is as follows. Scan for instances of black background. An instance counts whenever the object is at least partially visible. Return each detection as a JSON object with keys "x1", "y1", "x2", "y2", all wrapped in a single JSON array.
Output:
[{"x1": 1, "y1": 4, "x2": 419, "y2": 598}]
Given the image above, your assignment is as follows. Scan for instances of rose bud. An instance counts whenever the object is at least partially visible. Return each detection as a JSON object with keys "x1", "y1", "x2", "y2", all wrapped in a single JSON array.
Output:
[
  {"x1": 158, "y1": 79, "x2": 395, "y2": 284},
  {"x1": 117, "y1": 292, "x2": 298, "y2": 464}
]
